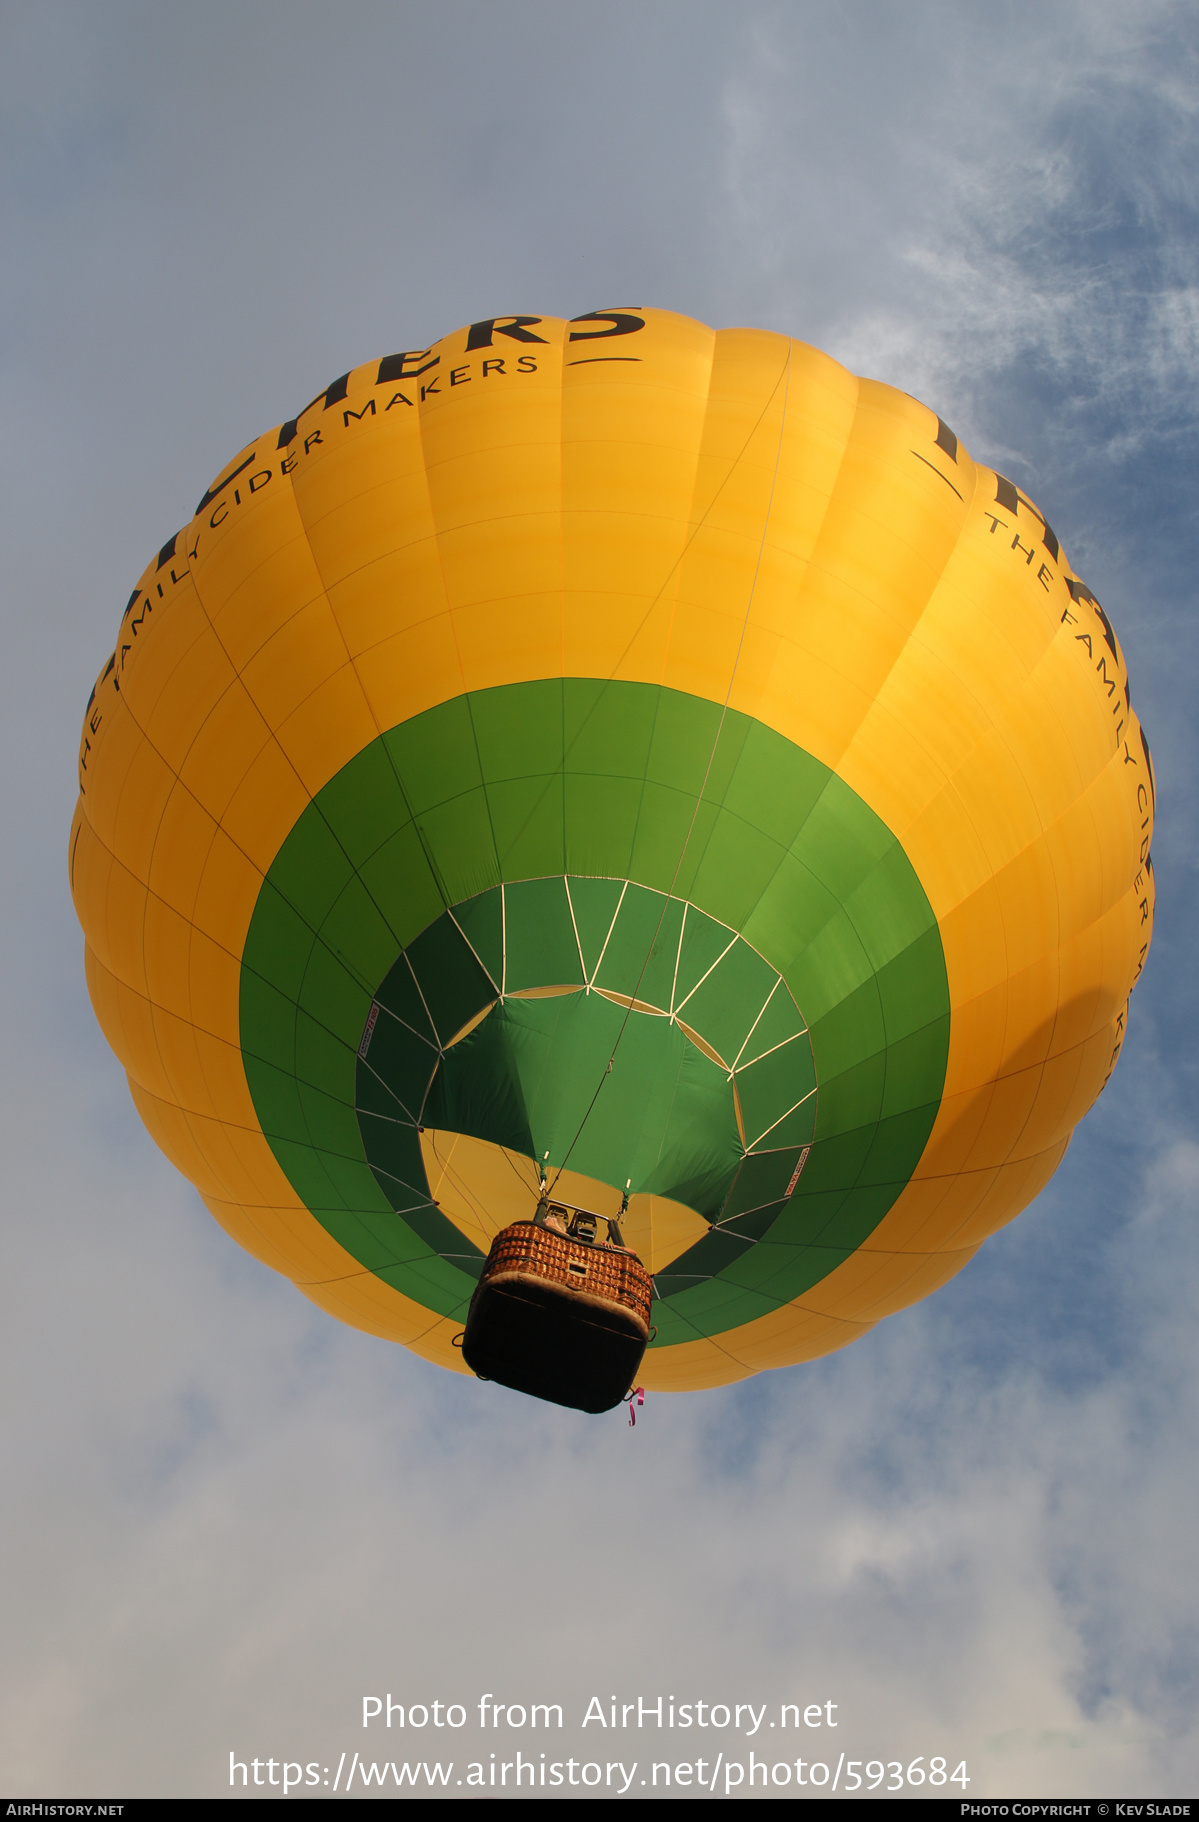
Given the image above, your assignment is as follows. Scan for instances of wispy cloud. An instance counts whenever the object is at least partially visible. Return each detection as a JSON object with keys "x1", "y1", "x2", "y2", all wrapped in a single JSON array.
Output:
[{"x1": 721, "y1": 2, "x2": 1199, "y2": 461}]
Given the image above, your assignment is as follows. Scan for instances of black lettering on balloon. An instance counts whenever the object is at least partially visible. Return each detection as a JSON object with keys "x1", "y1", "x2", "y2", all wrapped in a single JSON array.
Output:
[
  {"x1": 1095, "y1": 602, "x2": 1119, "y2": 660},
  {"x1": 156, "y1": 533, "x2": 178, "y2": 571},
  {"x1": 1141, "y1": 727, "x2": 1156, "y2": 812},
  {"x1": 377, "y1": 349, "x2": 439, "y2": 384},
  {"x1": 465, "y1": 317, "x2": 547, "y2": 350},
  {"x1": 1066, "y1": 577, "x2": 1119, "y2": 658},
  {"x1": 910, "y1": 414, "x2": 963, "y2": 496},
  {"x1": 276, "y1": 373, "x2": 355, "y2": 449},
  {"x1": 910, "y1": 448, "x2": 962, "y2": 497},
  {"x1": 116, "y1": 590, "x2": 155, "y2": 675},
  {"x1": 568, "y1": 309, "x2": 646, "y2": 341},
  {"x1": 994, "y1": 472, "x2": 1059, "y2": 563},
  {"x1": 517, "y1": 355, "x2": 538, "y2": 373},
  {"x1": 195, "y1": 451, "x2": 257, "y2": 514},
  {"x1": 343, "y1": 399, "x2": 376, "y2": 424},
  {"x1": 277, "y1": 408, "x2": 313, "y2": 449}
]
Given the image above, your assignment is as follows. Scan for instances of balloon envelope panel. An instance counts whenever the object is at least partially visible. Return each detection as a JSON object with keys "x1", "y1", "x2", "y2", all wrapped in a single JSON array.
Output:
[{"x1": 70, "y1": 309, "x2": 1155, "y2": 1392}]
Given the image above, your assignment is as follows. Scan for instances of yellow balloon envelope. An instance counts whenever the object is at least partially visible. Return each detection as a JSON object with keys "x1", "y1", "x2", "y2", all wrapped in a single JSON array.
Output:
[{"x1": 70, "y1": 309, "x2": 1156, "y2": 1391}]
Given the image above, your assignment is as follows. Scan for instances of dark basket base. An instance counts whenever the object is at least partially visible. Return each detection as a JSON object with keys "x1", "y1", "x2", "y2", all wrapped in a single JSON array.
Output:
[{"x1": 462, "y1": 1276, "x2": 648, "y2": 1415}]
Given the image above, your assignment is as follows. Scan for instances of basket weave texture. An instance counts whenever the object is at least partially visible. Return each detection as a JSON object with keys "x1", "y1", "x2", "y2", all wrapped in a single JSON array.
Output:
[{"x1": 482, "y1": 1222, "x2": 652, "y2": 1333}]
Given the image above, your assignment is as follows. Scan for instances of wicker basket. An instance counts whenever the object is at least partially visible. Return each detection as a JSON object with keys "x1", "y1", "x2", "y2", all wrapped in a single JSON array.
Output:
[{"x1": 462, "y1": 1221, "x2": 652, "y2": 1413}]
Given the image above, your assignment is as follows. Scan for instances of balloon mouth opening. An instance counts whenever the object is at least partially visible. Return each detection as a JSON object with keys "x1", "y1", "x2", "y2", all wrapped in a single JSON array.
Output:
[
  {"x1": 353, "y1": 876, "x2": 818, "y2": 1279},
  {"x1": 417, "y1": 1128, "x2": 708, "y2": 1275}
]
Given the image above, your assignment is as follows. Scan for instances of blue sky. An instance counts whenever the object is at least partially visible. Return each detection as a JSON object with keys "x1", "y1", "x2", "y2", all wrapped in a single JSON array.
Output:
[{"x1": 2, "y1": 1, "x2": 1197, "y2": 1796}]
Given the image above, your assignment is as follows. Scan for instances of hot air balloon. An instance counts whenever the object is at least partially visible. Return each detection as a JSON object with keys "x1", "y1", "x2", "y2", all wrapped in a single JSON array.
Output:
[{"x1": 70, "y1": 308, "x2": 1155, "y2": 1403}]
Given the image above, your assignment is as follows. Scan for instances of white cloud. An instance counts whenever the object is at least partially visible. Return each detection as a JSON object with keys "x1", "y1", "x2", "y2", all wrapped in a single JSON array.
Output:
[
  {"x1": 719, "y1": 0, "x2": 1199, "y2": 459},
  {"x1": 2, "y1": 0, "x2": 1198, "y2": 1798}
]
